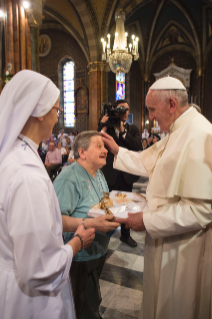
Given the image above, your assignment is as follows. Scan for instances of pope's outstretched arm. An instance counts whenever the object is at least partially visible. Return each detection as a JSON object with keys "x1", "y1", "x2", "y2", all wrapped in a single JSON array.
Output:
[{"x1": 101, "y1": 131, "x2": 150, "y2": 177}]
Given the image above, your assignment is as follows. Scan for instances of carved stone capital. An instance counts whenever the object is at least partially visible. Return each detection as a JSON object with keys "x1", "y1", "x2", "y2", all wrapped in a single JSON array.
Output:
[
  {"x1": 87, "y1": 62, "x2": 110, "y2": 74},
  {"x1": 144, "y1": 74, "x2": 149, "y2": 82},
  {"x1": 26, "y1": 9, "x2": 44, "y2": 29},
  {"x1": 197, "y1": 68, "x2": 202, "y2": 77}
]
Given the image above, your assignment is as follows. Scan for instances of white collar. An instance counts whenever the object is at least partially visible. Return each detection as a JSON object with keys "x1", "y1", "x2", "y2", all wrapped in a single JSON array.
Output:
[
  {"x1": 19, "y1": 134, "x2": 38, "y2": 154},
  {"x1": 175, "y1": 106, "x2": 193, "y2": 123}
]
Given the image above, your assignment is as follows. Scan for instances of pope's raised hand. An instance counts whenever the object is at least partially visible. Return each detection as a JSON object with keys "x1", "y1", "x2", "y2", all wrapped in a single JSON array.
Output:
[
  {"x1": 115, "y1": 212, "x2": 146, "y2": 232},
  {"x1": 100, "y1": 132, "x2": 119, "y2": 155}
]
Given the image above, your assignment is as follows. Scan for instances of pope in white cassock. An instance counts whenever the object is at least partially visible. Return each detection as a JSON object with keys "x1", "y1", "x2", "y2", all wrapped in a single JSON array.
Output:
[
  {"x1": 101, "y1": 76, "x2": 212, "y2": 319},
  {"x1": 0, "y1": 70, "x2": 95, "y2": 319}
]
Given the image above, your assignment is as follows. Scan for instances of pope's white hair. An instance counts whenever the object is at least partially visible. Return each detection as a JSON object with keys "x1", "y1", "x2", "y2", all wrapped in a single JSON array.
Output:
[{"x1": 151, "y1": 89, "x2": 188, "y2": 107}]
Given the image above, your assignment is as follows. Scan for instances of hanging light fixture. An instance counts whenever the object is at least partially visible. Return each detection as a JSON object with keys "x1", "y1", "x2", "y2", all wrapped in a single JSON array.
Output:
[{"x1": 101, "y1": 9, "x2": 139, "y2": 74}]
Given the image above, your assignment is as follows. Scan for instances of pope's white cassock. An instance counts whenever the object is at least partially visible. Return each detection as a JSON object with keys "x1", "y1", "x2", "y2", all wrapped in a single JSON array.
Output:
[
  {"x1": 114, "y1": 107, "x2": 212, "y2": 319},
  {"x1": 0, "y1": 135, "x2": 76, "y2": 319}
]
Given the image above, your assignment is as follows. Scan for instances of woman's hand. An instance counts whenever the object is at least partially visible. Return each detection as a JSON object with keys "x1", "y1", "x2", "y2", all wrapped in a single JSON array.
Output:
[
  {"x1": 74, "y1": 225, "x2": 95, "y2": 249},
  {"x1": 92, "y1": 215, "x2": 120, "y2": 233}
]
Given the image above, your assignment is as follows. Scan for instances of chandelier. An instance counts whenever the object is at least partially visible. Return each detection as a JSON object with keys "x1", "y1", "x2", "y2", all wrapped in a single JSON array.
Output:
[{"x1": 101, "y1": 9, "x2": 139, "y2": 74}]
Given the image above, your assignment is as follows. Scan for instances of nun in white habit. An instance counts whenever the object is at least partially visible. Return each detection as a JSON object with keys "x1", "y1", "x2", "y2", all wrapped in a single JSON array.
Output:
[{"x1": 0, "y1": 70, "x2": 95, "y2": 319}]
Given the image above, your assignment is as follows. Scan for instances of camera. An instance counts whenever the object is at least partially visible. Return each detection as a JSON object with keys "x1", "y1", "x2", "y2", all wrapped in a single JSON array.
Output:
[{"x1": 100, "y1": 102, "x2": 128, "y2": 128}]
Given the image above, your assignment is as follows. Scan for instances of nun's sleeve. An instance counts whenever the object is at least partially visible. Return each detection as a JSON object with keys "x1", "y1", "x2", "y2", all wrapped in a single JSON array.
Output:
[{"x1": 7, "y1": 170, "x2": 73, "y2": 293}]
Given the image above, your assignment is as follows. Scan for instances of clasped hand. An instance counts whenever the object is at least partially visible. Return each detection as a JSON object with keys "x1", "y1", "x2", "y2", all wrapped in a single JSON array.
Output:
[
  {"x1": 115, "y1": 212, "x2": 146, "y2": 232},
  {"x1": 94, "y1": 215, "x2": 120, "y2": 233},
  {"x1": 75, "y1": 225, "x2": 95, "y2": 249}
]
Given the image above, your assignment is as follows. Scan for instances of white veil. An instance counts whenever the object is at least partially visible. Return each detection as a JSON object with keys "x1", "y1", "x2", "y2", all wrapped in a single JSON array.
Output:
[{"x1": 0, "y1": 70, "x2": 60, "y2": 164}]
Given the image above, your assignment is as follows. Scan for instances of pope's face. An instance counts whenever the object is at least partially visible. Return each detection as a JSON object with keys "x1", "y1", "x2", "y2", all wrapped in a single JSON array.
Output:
[
  {"x1": 84, "y1": 136, "x2": 108, "y2": 170},
  {"x1": 146, "y1": 91, "x2": 171, "y2": 132}
]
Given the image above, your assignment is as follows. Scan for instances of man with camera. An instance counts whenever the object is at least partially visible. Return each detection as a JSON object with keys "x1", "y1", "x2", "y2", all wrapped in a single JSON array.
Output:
[{"x1": 98, "y1": 99, "x2": 142, "y2": 247}]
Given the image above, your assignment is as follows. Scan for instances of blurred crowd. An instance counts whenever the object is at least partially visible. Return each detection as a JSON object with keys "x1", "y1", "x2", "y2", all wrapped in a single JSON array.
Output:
[
  {"x1": 141, "y1": 128, "x2": 168, "y2": 150},
  {"x1": 38, "y1": 129, "x2": 78, "y2": 179}
]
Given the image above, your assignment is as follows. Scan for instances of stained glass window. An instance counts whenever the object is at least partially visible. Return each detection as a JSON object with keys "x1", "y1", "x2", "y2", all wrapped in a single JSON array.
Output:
[
  {"x1": 63, "y1": 61, "x2": 75, "y2": 127},
  {"x1": 116, "y1": 71, "x2": 125, "y2": 100}
]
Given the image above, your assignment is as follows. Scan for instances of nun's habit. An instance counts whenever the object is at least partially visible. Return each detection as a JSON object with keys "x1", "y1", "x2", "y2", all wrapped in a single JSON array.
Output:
[{"x1": 0, "y1": 71, "x2": 76, "y2": 319}]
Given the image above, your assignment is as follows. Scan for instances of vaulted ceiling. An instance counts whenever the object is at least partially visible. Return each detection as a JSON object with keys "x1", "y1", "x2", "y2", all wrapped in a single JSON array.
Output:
[{"x1": 42, "y1": 0, "x2": 212, "y2": 72}]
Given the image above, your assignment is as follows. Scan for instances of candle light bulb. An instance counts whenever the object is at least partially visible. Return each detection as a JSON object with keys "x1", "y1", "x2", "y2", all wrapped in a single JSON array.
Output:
[
  {"x1": 23, "y1": 1, "x2": 30, "y2": 9},
  {"x1": 0, "y1": 10, "x2": 4, "y2": 18},
  {"x1": 115, "y1": 32, "x2": 118, "y2": 37},
  {"x1": 125, "y1": 32, "x2": 128, "y2": 37},
  {"x1": 107, "y1": 34, "x2": 110, "y2": 38},
  {"x1": 136, "y1": 37, "x2": 139, "y2": 42},
  {"x1": 132, "y1": 35, "x2": 135, "y2": 39}
]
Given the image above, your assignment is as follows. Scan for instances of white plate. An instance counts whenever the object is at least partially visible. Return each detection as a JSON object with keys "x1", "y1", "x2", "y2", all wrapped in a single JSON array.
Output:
[{"x1": 87, "y1": 191, "x2": 148, "y2": 219}]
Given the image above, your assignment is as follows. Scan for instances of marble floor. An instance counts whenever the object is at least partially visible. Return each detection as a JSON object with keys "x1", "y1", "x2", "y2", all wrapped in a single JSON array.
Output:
[{"x1": 99, "y1": 176, "x2": 148, "y2": 319}]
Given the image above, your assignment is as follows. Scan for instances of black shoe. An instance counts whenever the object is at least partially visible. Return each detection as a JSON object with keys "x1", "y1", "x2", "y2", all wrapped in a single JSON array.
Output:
[{"x1": 120, "y1": 235, "x2": 137, "y2": 247}]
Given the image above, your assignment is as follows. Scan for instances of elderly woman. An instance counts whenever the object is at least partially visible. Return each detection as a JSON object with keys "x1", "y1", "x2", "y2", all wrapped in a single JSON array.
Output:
[
  {"x1": 53, "y1": 131, "x2": 120, "y2": 319},
  {"x1": 0, "y1": 70, "x2": 95, "y2": 319}
]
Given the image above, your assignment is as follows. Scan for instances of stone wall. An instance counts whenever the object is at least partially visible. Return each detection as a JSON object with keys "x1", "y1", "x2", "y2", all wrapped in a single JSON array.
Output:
[
  {"x1": 150, "y1": 51, "x2": 198, "y2": 102},
  {"x1": 39, "y1": 29, "x2": 89, "y2": 135}
]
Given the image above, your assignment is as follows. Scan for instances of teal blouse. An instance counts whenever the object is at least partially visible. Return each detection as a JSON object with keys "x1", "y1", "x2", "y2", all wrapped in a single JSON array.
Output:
[{"x1": 53, "y1": 162, "x2": 110, "y2": 261}]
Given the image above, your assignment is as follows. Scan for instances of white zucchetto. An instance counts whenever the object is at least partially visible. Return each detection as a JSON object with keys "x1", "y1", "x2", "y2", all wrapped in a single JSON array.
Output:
[
  {"x1": 0, "y1": 70, "x2": 60, "y2": 164},
  {"x1": 149, "y1": 76, "x2": 186, "y2": 91}
]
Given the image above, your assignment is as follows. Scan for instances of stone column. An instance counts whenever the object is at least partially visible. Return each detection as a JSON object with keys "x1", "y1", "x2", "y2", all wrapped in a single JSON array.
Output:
[
  {"x1": 26, "y1": 9, "x2": 43, "y2": 72},
  {"x1": 5, "y1": 0, "x2": 14, "y2": 72},
  {"x1": 141, "y1": 77, "x2": 145, "y2": 132},
  {"x1": 197, "y1": 68, "x2": 202, "y2": 108},
  {"x1": 143, "y1": 74, "x2": 149, "y2": 130},
  {"x1": 201, "y1": 68, "x2": 205, "y2": 114},
  {"x1": 88, "y1": 62, "x2": 109, "y2": 130}
]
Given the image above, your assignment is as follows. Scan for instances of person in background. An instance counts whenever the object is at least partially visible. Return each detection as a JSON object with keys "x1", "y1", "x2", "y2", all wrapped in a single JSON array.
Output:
[
  {"x1": 147, "y1": 137, "x2": 153, "y2": 147},
  {"x1": 60, "y1": 130, "x2": 67, "y2": 147},
  {"x1": 42, "y1": 138, "x2": 49, "y2": 151},
  {"x1": 68, "y1": 148, "x2": 75, "y2": 164},
  {"x1": 57, "y1": 141, "x2": 66, "y2": 155},
  {"x1": 142, "y1": 138, "x2": 148, "y2": 149},
  {"x1": 142, "y1": 128, "x2": 149, "y2": 139},
  {"x1": 98, "y1": 99, "x2": 142, "y2": 248},
  {"x1": 45, "y1": 140, "x2": 62, "y2": 178},
  {"x1": 152, "y1": 133, "x2": 161, "y2": 144}
]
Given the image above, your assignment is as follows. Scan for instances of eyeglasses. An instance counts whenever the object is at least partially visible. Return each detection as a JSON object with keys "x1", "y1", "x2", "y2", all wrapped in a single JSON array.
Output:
[{"x1": 53, "y1": 106, "x2": 63, "y2": 116}]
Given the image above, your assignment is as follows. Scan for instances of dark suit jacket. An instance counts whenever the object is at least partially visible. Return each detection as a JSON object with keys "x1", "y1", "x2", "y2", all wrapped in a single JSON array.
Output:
[{"x1": 98, "y1": 123, "x2": 142, "y2": 186}]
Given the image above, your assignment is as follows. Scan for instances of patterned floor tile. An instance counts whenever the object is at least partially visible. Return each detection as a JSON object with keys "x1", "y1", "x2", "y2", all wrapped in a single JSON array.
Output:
[
  {"x1": 100, "y1": 263, "x2": 143, "y2": 291},
  {"x1": 131, "y1": 256, "x2": 144, "y2": 272},
  {"x1": 106, "y1": 250, "x2": 138, "y2": 269},
  {"x1": 117, "y1": 242, "x2": 144, "y2": 256}
]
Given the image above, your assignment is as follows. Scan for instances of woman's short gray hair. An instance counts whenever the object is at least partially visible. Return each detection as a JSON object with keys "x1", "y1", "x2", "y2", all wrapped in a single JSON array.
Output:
[
  {"x1": 73, "y1": 131, "x2": 101, "y2": 159},
  {"x1": 153, "y1": 89, "x2": 188, "y2": 107}
]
